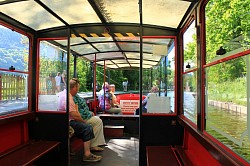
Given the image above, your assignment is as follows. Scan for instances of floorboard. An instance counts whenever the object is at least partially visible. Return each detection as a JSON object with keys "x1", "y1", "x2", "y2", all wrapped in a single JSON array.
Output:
[{"x1": 70, "y1": 137, "x2": 139, "y2": 166}]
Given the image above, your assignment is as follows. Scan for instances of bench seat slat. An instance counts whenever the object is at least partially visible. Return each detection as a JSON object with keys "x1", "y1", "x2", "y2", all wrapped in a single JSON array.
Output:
[{"x1": 0, "y1": 140, "x2": 60, "y2": 166}]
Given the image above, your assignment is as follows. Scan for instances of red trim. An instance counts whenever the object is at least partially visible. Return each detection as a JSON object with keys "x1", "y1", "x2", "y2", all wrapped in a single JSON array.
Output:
[
  {"x1": 179, "y1": 115, "x2": 197, "y2": 129},
  {"x1": 0, "y1": 22, "x2": 32, "y2": 118},
  {"x1": 36, "y1": 111, "x2": 66, "y2": 114},
  {"x1": 203, "y1": 131, "x2": 249, "y2": 165},
  {"x1": 0, "y1": 111, "x2": 30, "y2": 119},
  {"x1": 183, "y1": 68, "x2": 197, "y2": 74},
  {"x1": 0, "y1": 21, "x2": 30, "y2": 36},
  {"x1": 200, "y1": 0, "x2": 207, "y2": 132},
  {"x1": 174, "y1": 37, "x2": 178, "y2": 115},
  {"x1": 0, "y1": 68, "x2": 29, "y2": 74},
  {"x1": 204, "y1": 50, "x2": 250, "y2": 68}
]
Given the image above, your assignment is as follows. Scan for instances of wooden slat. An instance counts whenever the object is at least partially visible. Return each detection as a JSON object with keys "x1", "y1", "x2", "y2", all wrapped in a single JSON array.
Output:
[{"x1": 0, "y1": 140, "x2": 60, "y2": 166}]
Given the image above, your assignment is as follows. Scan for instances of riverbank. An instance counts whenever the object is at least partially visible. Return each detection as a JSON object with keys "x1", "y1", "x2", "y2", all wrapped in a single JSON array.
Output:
[{"x1": 208, "y1": 100, "x2": 247, "y2": 115}]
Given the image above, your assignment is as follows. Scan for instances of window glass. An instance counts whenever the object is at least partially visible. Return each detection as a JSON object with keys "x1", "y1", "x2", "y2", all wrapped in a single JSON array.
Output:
[
  {"x1": 183, "y1": 71, "x2": 197, "y2": 123},
  {"x1": 38, "y1": 40, "x2": 68, "y2": 111},
  {"x1": 0, "y1": 24, "x2": 29, "y2": 115},
  {"x1": 142, "y1": 38, "x2": 175, "y2": 115},
  {"x1": 182, "y1": 20, "x2": 197, "y2": 124},
  {"x1": 183, "y1": 21, "x2": 197, "y2": 70},
  {"x1": 205, "y1": 0, "x2": 250, "y2": 161}
]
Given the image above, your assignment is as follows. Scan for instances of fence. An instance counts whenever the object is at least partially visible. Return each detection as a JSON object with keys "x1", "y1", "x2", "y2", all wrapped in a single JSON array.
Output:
[{"x1": 0, "y1": 73, "x2": 27, "y2": 101}]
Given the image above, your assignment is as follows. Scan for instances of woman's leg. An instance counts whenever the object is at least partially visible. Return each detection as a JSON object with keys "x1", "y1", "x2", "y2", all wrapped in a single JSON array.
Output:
[
  {"x1": 106, "y1": 107, "x2": 122, "y2": 114},
  {"x1": 86, "y1": 116, "x2": 106, "y2": 148}
]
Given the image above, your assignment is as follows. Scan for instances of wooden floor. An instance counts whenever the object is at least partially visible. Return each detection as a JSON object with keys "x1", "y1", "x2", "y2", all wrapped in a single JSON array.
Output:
[{"x1": 70, "y1": 137, "x2": 139, "y2": 166}]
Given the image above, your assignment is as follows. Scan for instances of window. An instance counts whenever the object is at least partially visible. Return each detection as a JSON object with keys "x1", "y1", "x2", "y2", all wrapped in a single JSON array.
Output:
[
  {"x1": 182, "y1": 20, "x2": 197, "y2": 124},
  {"x1": 205, "y1": 0, "x2": 250, "y2": 162},
  {"x1": 38, "y1": 40, "x2": 68, "y2": 111},
  {"x1": 143, "y1": 37, "x2": 176, "y2": 115},
  {"x1": 0, "y1": 24, "x2": 29, "y2": 116}
]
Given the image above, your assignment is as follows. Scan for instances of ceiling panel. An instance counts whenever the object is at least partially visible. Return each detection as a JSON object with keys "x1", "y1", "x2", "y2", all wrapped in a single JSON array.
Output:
[
  {"x1": 95, "y1": 0, "x2": 139, "y2": 23},
  {"x1": 41, "y1": 0, "x2": 101, "y2": 24},
  {"x1": 0, "y1": 1, "x2": 64, "y2": 30},
  {"x1": 143, "y1": 0, "x2": 191, "y2": 28}
]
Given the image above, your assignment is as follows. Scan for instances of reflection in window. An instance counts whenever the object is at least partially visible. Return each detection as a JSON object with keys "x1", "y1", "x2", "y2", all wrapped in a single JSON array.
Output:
[
  {"x1": 38, "y1": 41, "x2": 68, "y2": 111},
  {"x1": 205, "y1": 0, "x2": 250, "y2": 162},
  {"x1": 205, "y1": 55, "x2": 250, "y2": 161},
  {"x1": 142, "y1": 40, "x2": 175, "y2": 114},
  {"x1": 183, "y1": 72, "x2": 197, "y2": 123},
  {"x1": 182, "y1": 20, "x2": 197, "y2": 123},
  {"x1": 183, "y1": 21, "x2": 197, "y2": 71},
  {"x1": 0, "y1": 25, "x2": 29, "y2": 116}
]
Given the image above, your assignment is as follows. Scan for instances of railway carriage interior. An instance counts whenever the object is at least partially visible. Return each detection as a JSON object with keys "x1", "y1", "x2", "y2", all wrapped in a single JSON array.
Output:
[{"x1": 0, "y1": 0, "x2": 250, "y2": 165}]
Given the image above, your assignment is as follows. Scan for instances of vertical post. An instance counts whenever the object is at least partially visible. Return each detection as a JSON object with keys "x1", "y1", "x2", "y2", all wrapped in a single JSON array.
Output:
[
  {"x1": 108, "y1": 69, "x2": 110, "y2": 84},
  {"x1": 150, "y1": 68, "x2": 153, "y2": 88},
  {"x1": 73, "y1": 54, "x2": 77, "y2": 78},
  {"x1": 93, "y1": 54, "x2": 97, "y2": 115},
  {"x1": 103, "y1": 61, "x2": 106, "y2": 112},
  {"x1": 159, "y1": 63, "x2": 162, "y2": 96},
  {"x1": 67, "y1": 28, "x2": 71, "y2": 166},
  {"x1": 164, "y1": 56, "x2": 167, "y2": 96},
  {"x1": 139, "y1": 0, "x2": 143, "y2": 166}
]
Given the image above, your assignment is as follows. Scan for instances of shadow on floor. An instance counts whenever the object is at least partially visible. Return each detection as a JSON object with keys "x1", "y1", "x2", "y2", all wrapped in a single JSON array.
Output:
[{"x1": 70, "y1": 137, "x2": 139, "y2": 166}]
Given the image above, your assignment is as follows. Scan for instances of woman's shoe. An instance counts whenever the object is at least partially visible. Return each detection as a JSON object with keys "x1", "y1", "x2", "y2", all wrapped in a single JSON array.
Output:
[
  {"x1": 90, "y1": 146, "x2": 104, "y2": 152},
  {"x1": 83, "y1": 153, "x2": 102, "y2": 162}
]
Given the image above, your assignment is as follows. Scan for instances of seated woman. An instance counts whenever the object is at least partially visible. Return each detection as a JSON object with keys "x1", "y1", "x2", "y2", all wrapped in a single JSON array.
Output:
[
  {"x1": 109, "y1": 84, "x2": 120, "y2": 108},
  {"x1": 135, "y1": 86, "x2": 159, "y2": 115},
  {"x1": 73, "y1": 94, "x2": 106, "y2": 151},
  {"x1": 98, "y1": 82, "x2": 122, "y2": 114}
]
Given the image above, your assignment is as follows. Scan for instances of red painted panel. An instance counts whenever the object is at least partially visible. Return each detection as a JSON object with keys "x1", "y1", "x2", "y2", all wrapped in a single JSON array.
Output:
[
  {"x1": 116, "y1": 94, "x2": 146, "y2": 103},
  {"x1": 0, "y1": 121, "x2": 28, "y2": 153},
  {"x1": 184, "y1": 129, "x2": 221, "y2": 166},
  {"x1": 116, "y1": 94, "x2": 147, "y2": 114}
]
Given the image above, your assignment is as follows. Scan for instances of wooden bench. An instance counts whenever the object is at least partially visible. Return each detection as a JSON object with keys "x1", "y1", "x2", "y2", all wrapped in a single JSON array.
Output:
[
  {"x1": 98, "y1": 114, "x2": 139, "y2": 136},
  {"x1": 104, "y1": 125, "x2": 124, "y2": 138},
  {"x1": 174, "y1": 145, "x2": 193, "y2": 166},
  {"x1": 146, "y1": 146, "x2": 180, "y2": 166},
  {"x1": 0, "y1": 140, "x2": 60, "y2": 166}
]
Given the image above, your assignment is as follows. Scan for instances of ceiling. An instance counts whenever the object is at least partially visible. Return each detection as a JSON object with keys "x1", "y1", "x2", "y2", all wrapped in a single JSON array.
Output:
[{"x1": 0, "y1": 0, "x2": 197, "y2": 69}]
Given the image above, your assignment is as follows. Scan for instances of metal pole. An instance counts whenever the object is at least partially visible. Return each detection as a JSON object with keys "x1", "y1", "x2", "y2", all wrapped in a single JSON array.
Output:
[
  {"x1": 73, "y1": 55, "x2": 77, "y2": 78},
  {"x1": 139, "y1": 0, "x2": 143, "y2": 165},
  {"x1": 93, "y1": 54, "x2": 97, "y2": 114},
  {"x1": 66, "y1": 27, "x2": 71, "y2": 166},
  {"x1": 103, "y1": 61, "x2": 106, "y2": 112},
  {"x1": 164, "y1": 56, "x2": 167, "y2": 96}
]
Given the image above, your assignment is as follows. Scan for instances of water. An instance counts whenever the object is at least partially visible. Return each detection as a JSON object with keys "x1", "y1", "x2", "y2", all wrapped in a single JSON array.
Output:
[{"x1": 183, "y1": 91, "x2": 250, "y2": 162}]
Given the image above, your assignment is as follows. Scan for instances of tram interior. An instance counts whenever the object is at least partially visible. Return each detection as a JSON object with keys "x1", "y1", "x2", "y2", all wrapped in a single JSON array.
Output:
[{"x1": 0, "y1": 0, "x2": 250, "y2": 166}]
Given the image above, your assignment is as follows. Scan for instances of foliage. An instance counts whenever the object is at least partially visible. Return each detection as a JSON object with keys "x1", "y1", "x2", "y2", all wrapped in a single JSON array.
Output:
[
  {"x1": 208, "y1": 77, "x2": 246, "y2": 106},
  {"x1": 182, "y1": 0, "x2": 250, "y2": 103},
  {"x1": 0, "y1": 28, "x2": 29, "y2": 71},
  {"x1": 206, "y1": 0, "x2": 250, "y2": 62}
]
